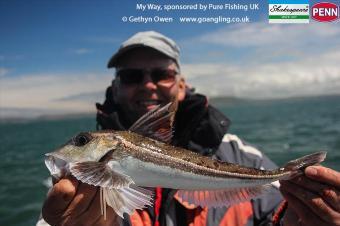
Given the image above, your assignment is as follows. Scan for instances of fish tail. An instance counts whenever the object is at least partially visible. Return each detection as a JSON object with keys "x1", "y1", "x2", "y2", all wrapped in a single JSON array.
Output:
[{"x1": 282, "y1": 151, "x2": 327, "y2": 179}]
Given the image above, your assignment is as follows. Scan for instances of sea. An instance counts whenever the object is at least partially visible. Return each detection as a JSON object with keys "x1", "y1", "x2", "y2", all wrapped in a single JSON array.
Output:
[{"x1": 0, "y1": 95, "x2": 339, "y2": 226}]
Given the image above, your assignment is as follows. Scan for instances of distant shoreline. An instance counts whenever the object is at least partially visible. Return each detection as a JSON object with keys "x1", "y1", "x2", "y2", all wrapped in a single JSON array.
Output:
[
  {"x1": 0, "y1": 112, "x2": 95, "y2": 123},
  {"x1": 1, "y1": 94, "x2": 339, "y2": 122}
]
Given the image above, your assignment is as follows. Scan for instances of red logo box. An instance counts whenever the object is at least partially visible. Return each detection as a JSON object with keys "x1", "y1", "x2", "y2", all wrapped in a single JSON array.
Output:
[{"x1": 312, "y1": 2, "x2": 339, "y2": 22}]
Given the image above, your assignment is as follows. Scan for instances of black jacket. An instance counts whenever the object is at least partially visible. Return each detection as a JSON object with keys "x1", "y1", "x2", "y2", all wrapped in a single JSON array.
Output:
[{"x1": 96, "y1": 86, "x2": 230, "y2": 155}]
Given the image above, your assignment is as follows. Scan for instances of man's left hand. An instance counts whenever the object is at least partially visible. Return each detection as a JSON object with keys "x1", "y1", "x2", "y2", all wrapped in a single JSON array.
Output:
[{"x1": 280, "y1": 166, "x2": 340, "y2": 226}]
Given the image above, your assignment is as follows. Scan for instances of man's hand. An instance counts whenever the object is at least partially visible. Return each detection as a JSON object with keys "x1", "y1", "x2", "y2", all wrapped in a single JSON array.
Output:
[
  {"x1": 280, "y1": 166, "x2": 340, "y2": 226},
  {"x1": 42, "y1": 176, "x2": 119, "y2": 226}
]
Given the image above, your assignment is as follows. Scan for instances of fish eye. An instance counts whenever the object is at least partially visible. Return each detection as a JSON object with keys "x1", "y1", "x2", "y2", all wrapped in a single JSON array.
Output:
[{"x1": 74, "y1": 133, "x2": 91, "y2": 147}]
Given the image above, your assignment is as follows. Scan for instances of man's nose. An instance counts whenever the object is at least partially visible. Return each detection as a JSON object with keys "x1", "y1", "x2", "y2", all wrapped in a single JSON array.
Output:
[{"x1": 142, "y1": 72, "x2": 157, "y2": 90}]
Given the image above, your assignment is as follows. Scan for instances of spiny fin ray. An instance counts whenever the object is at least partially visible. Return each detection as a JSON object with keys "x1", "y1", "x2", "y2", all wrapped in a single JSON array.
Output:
[
  {"x1": 176, "y1": 185, "x2": 272, "y2": 208},
  {"x1": 128, "y1": 101, "x2": 177, "y2": 144},
  {"x1": 102, "y1": 186, "x2": 153, "y2": 218}
]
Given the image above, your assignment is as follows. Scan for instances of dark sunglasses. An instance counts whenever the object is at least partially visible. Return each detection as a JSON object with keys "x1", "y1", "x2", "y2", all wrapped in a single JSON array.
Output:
[{"x1": 116, "y1": 68, "x2": 178, "y2": 86}]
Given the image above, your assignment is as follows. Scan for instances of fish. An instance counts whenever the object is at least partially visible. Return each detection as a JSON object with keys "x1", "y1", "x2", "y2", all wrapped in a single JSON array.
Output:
[{"x1": 45, "y1": 101, "x2": 327, "y2": 219}]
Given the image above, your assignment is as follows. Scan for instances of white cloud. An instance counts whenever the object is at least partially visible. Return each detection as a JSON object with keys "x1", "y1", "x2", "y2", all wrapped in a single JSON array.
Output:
[
  {"x1": 0, "y1": 67, "x2": 9, "y2": 77},
  {"x1": 180, "y1": 22, "x2": 340, "y2": 67},
  {"x1": 178, "y1": 22, "x2": 340, "y2": 99},
  {"x1": 73, "y1": 48, "x2": 92, "y2": 55},
  {"x1": 182, "y1": 49, "x2": 340, "y2": 99},
  {"x1": 0, "y1": 72, "x2": 113, "y2": 115},
  {"x1": 198, "y1": 23, "x2": 340, "y2": 48},
  {"x1": 1, "y1": 23, "x2": 339, "y2": 118},
  {"x1": 86, "y1": 36, "x2": 121, "y2": 44},
  {"x1": 0, "y1": 54, "x2": 25, "y2": 61}
]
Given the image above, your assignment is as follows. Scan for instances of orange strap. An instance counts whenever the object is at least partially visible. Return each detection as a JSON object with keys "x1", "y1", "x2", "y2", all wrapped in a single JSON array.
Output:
[
  {"x1": 272, "y1": 200, "x2": 288, "y2": 226},
  {"x1": 187, "y1": 207, "x2": 209, "y2": 226},
  {"x1": 130, "y1": 210, "x2": 152, "y2": 226},
  {"x1": 154, "y1": 187, "x2": 162, "y2": 226},
  {"x1": 219, "y1": 202, "x2": 253, "y2": 226}
]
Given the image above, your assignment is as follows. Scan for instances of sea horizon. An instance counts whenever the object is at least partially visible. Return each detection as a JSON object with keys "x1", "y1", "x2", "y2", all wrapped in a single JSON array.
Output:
[{"x1": 1, "y1": 93, "x2": 339, "y2": 122}]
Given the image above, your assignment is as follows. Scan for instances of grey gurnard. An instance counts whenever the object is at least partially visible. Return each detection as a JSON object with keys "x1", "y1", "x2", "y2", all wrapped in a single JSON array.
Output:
[{"x1": 45, "y1": 101, "x2": 326, "y2": 219}]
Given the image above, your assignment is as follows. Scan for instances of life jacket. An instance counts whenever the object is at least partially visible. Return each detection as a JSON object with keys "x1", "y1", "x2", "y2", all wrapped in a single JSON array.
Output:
[{"x1": 128, "y1": 199, "x2": 253, "y2": 226}]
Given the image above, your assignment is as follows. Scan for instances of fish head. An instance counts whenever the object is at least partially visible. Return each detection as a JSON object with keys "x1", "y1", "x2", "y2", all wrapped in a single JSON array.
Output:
[{"x1": 45, "y1": 131, "x2": 120, "y2": 179}]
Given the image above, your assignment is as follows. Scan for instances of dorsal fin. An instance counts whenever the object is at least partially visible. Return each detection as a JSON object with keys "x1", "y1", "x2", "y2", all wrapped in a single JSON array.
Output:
[{"x1": 128, "y1": 100, "x2": 178, "y2": 144}]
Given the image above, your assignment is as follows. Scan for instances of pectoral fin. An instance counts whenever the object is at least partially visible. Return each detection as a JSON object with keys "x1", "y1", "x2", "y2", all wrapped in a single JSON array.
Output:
[
  {"x1": 69, "y1": 161, "x2": 133, "y2": 189},
  {"x1": 176, "y1": 185, "x2": 272, "y2": 208},
  {"x1": 69, "y1": 161, "x2": 153, "y2": 219},
  {"x1": 100, "y1": 185, "x2": 153, "y2": 218}
]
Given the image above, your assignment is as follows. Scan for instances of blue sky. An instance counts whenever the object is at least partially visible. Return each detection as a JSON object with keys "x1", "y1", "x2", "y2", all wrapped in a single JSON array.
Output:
[
  {"x1": 1, "y1": 0, "x2": 339, "y2": 117},
  {"x1": 0, "y1": 0, "x2": 265, "y2": 75}
]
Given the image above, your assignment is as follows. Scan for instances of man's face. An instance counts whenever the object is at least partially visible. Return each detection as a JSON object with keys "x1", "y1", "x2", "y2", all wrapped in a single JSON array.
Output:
[{"x1": 112, "y1": 48, "x2": 186, "y2": 126}]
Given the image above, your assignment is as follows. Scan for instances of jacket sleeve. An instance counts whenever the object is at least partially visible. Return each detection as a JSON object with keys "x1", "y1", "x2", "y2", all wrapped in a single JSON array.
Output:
[{"x1": 214, "y1": 134, "x2": 284, "y2": 226}]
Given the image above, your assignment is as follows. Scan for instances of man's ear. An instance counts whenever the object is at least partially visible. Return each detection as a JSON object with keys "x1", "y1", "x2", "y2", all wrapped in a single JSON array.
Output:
[{"x1": 177, "y1": 76, "x2": 186, "y2": 101}]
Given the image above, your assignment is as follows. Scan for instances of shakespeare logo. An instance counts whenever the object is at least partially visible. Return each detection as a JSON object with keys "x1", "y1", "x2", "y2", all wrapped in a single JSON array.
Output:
[
  {"x1": 269, "y1": 0, "x2": 309, "y2": 23},
  {"x1": 311, "y1": 2, "x2": 339, "y2": 22}
]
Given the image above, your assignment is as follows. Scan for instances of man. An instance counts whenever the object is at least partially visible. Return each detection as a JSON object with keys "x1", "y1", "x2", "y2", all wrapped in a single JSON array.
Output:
[{"x1": 41, "y1": 31, "x2": 340, "y2": 226}]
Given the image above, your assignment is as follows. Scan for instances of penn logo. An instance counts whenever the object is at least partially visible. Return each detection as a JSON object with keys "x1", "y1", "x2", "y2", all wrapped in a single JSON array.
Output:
[{"x1": 312, "y1": 2, "x2": 339, "y2": 22}]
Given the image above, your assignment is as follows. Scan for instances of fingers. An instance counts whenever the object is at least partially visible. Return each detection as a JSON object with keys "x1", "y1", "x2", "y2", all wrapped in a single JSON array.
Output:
[
  {"x1": 283, "y1": 208, "x2": 312, "y2": 226},
  {"x1": 289, "y1": 175, "x2": 340, "y2": 212},
  {"x1": 282, "y1": 207, "x2": 300, "y2": 226},
  {"x1": 42, "y1": 176, "x2": 120, "y2": 226},
  {"x1": 42, "y1": 176, "x2": 79, "y2": 225},
  {"x1": 280, "y1": 189, "x2": 330, "y2": 226},
  {"x1": 93, "y1": 210, "x2": 120, "y2": 226},
  {"x1": 62, "y1": 182, "x2": 98, "y2": 220},
  {"x1": 80, "y1": 191, "x2": 119, "y2": 226},
  {"x1": 305, "y1": 166, "x2": 340, "y2": 190},
  {"x1": 65, "y1": 186, "x2": 120, "y2": 226},
  {"x1": 280, "y1": 180, "x2": 340, "y2": 225}
]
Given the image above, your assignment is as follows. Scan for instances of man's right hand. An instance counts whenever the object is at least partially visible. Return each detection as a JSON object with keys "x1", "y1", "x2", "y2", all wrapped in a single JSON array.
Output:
[{"x1": 42, "y1": 176, "x2": 119, "y2": 226}]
